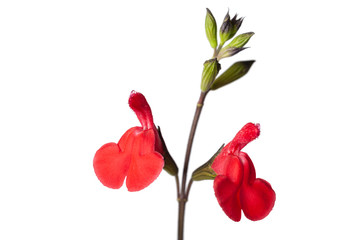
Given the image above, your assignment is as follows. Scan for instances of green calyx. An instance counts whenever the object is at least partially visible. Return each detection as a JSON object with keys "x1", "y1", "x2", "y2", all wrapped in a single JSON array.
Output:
[
  {"x1": 226, "y1": 32, "x2": 254, "y2": 49},
  {"x1": 157, "y1": 127, "x2": 178, "y2": 176},
  {"x1": 218, "y1": 32, "x2": 254, "y2": 60},
  {"x1": 217, "y1": 47, "x2": 247, "y2": 60},
  {"x1": 219, "y1": 11, "x2": 244, "y2": 45},
  {"x1": 191, "y1": 145, "x2": 224, "y2": 181},
  {"x1": 211, "y1": 60, "x2": 255, "y2": 90},
  {"x1": 205, "y1": 8, "x2": 218, "y2": 49},
  {"x1": 201, "y1": 58, "x2": 221, "y2": 92}
]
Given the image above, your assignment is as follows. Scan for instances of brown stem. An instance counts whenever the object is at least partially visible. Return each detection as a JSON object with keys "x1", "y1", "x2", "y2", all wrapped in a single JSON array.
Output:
[
  {"x1": 180, "y1": 92, "x2": 207, "y2": 195},
  {"x1": 177, "y1": 91, "x2": 208, "y2": 240},
  {"x1": 175, "y1": 175, "x2": 180, "y2": 199},
  {"x1": 177, "y1": 199, "x2": 186, "y2": 240},
  {"x1": 185, "y1": 179, "x2": 193, "y2": 200}
]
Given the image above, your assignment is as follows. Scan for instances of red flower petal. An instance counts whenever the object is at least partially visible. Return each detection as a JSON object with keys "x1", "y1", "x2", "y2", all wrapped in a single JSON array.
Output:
[
  {"x1": 213, "y1": 155, "x2": 243, "y2": 221},
  {"x1": 228, "y1": 123, "x2": 260, "y2": 155},
  {"x1": 93, "y1": 142, "x2": 131, "y2": 189},
  {"x1": 240, "y1": 179, "x2": 276, "y2": 221},
  {"x1": 94, "y1": 127, "x2": 164, "y2": 191},
  {"x1": 125, "y1": 129, "x2": 164, "y2": 192},
  {"x1": 212, "y1": 154, "x2": 242, "y2": 184},
  {"x1": 214, "y1": 176, "x2": 242, "y2": 222},
  {"x1": 239, "y1": 152, "x2": 276, "y2": 221},
  {"x1": 118, "y1": 127, "x2": 142, "y2": 152},
  {"x1": 128, "y1": 91, "x2": 154, "y2": 130},
  {"x1": 238, "y1": 152, "x2": 256, "y2": 183}
]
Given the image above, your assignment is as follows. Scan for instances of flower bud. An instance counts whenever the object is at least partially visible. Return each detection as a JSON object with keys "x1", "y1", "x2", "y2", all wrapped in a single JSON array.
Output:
[
  {"x1": 230, "y1": 15, "x2": 243, "y2": 38},
  {"x1": 211, "y1": 60, "x2": 255, "y2": 90},
  {"x1": 200, "y1": 58, "x2": 221, "y2": 92},
  {"x1": 205, "y1": 8, "x2": 218, "y2": 49},
  {"x1": 219, "y1": 12, "x2": 231, "y2": 45},
  {"x1": 192, "y1": 145, "x2": 224, "y2": 181},
  {"x1": 219, "y1": 11, "x2": 244, "y2": 45}
]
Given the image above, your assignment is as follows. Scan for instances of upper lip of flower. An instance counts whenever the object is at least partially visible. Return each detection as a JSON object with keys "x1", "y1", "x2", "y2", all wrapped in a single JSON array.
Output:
[
  {"x1": 227, "y1": 123, "x2": 260, "y2": 155},
  {"x1": 128, "y1": 90, "x2": 155, "y2": 130}
]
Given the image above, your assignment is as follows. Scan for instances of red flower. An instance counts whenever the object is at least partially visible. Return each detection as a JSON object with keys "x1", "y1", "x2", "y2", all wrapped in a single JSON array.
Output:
[
  {"x1": 212, "y1": 123, "x2": 275, "y2": 222},
  {"x1": 93, "y1": 91, "x2": 164, "y2": 191}
]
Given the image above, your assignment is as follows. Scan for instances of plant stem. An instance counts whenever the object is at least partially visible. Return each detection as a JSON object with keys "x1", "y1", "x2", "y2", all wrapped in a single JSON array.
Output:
[
  {"x1": 175, "y1": 175, "x2": 180, "y2": 199},
  {"x1": 178, "y1": 91, "x2": 208, "y2": 240},
  {"x1": 212, "y1": 44, "x2": 223, "y2": 58},
  {"x1": 185, "y1": 179, "x2": 193, "y2": 199},
  {"x1": 177, "y1": 199, "x2": 186, "y2": 240}
]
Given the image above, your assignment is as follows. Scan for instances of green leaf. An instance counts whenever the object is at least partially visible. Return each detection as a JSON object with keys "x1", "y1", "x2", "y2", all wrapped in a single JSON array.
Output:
[
  {"x1": 211, "y1": 60, "x2": 255, "y2": 90},
  {"x1": 205, "y1": 8, "x2": 217, "y2": 49}
]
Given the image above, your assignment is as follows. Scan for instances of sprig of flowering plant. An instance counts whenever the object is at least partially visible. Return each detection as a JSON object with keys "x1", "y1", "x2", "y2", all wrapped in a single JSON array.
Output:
[{"x1": 93, "y1": 8, "x2": 275, "y2": 240}]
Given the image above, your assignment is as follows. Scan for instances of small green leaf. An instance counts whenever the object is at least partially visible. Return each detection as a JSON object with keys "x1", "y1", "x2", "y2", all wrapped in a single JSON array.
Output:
[
  {"x1": 211, "y1": 60, "x2": 255, "y2": 90},
  {"x1": 200, "y1": 58, "x2": 221, "y2": 92},
  {"x1": 205, "y1": 8, "x2": 217, "y2": 49}
]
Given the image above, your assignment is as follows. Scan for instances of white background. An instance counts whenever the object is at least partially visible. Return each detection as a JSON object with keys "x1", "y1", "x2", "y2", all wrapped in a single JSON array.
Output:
[{"x1": 1, "y1": 0, "x2": 360, "y2": 239}]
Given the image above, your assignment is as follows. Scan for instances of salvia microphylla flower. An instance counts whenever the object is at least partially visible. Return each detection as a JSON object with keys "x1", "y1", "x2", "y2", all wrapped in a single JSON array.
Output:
[
  {"x1": 93, "y1": 91, "x2": 164, "y2": 192},
  {"x1": 211, "y1": 123, "x2": 275, "y2": 222}
]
